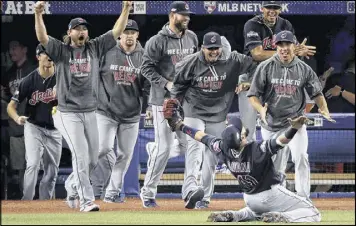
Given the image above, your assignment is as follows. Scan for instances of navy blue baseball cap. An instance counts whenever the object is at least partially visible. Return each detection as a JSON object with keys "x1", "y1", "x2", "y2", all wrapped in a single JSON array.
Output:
[
  {"x1": 36, "y1": 44, "x2": 51, "y2": 59},
  {"x1": 169, "y1": 1, "x2": 195, "y2": 15},
  {"x1": 221, "y1": 117, "x2": 243, "y2": 150},
  {"x1": 68, "y1": 17, "x2": 90, "y2": 30},
  {"x1": 202, "y1": 32, "x2": 222, "y2": 48},
  {"x1": 275, "y1": 30, "x2": 296, "y2": 45},
  {"x1": 262, "y1": 1, "x2": 282, "y2": 9},
  {"x1": 125, "y1": 19, "x2": 139, "y2": 32}
]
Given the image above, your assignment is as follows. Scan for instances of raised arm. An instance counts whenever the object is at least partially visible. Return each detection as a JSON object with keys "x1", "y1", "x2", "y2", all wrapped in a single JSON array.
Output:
[
  {"x1": 112, "y1": 1, "x2": 132, "y2": 40},
  {"x1": 34, "y1": 1, "x2": 49, "y2": 46}
]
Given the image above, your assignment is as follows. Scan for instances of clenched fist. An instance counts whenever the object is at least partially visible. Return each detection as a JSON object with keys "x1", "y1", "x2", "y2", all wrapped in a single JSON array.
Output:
[
  {"x1": 34, "y1": 1, "x2": 46, "y2": 14},
  {"x1": 123, "y1": 1, "x2": 133, "y2": 9}
]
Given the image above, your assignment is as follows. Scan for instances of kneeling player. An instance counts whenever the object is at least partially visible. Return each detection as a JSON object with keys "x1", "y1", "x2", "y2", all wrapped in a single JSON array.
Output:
[{"x1": 162, "y1": 98, "x2": 321, "y2": 223}]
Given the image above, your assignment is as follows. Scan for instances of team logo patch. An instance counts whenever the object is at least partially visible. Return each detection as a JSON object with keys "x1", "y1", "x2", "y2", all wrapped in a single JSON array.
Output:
[
  {"x1": 78, "y1": 18, "x2": 85, "y2": 23},
  {"x1": 281, "y1": 32, "x2": 287, "y2": 38},
  {"x1": 210, "y1": 35, "x2": 216, "y2": 43},
  {"x1": 247, "y1": 31, "x2": 259, "y2": 38},
  {"x1": 204, "y1": 1, "x2": 217, "y2": 14},
  {"x1": 185, "y1": 3, "x2": 189, "y2": 10},
  {"x1": 127, "y1": 20, "x2": 133, "y2": 26}
]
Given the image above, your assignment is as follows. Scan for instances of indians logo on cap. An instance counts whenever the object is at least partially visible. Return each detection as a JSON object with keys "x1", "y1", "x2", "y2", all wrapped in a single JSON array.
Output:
[
  {"x1": 210, "y1": 35, "x2": 217, "y2": 43},
  {"x1": 281, "y1": 32, "x2": 287, "y2": 39},
  {"x1": 127, "y1": 20, "x2": 133, "y2": 26},
  {"x1": 185, "y1": 3, "x2": 189, "y2": 10},
  {"x1": 204, "y1": 1, "x2": 217, "y2": 14},
  {"x1": 78, "y1": 18, "x2": 85, "y2": 23}
]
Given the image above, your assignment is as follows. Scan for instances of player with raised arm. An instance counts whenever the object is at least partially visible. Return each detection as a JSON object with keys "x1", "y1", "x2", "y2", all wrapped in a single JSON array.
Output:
[
  {"x1": 162, "y1": 98, "x2": 321, "y2": 223},
  {"x1": 247, "y1": 30, "x2": 335, "y2": 200},
  {"x1": 7, "y1": 44, "x2": 61, "y2": 201},
  {"x1": 90, "y1": 19, "x2": 150, "y2": 203},
  {"x1": 33, "y1": 0, "x2": 132, "y2": 212}
]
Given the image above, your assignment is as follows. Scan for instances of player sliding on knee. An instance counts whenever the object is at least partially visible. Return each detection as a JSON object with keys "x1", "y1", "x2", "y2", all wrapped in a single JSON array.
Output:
[{"x1": 162, "y1": 98, "x2": 321, "y2": 223}]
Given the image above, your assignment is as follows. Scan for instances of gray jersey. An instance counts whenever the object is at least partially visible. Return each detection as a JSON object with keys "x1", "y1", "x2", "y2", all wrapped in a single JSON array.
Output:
[
  {"x1": 171, "y1": 51, "x2": 256, "y2": 123},
  {"x1": 97, "y1": 41, "x2": 146, "y2": 123},
  {"x1": 247, "y1": 54, "x2": 323, "y2": 131},
  {"x1": 141, "y1": 24, "x2": 199, "y2": 106},
  {"x1": 44, "y1": 31, "x2": 117, "y2": 112}
]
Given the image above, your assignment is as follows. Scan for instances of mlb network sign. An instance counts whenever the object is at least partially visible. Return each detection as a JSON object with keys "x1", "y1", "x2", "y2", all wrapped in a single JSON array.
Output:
[{"x1": 204, "y1": 1, "x2": 289, "y2": 14}]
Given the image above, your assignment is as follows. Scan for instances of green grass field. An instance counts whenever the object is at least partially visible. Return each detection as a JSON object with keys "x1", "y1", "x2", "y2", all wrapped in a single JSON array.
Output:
[{"x1": 2, "y1": 210, "x2": 355, "y2": 225}]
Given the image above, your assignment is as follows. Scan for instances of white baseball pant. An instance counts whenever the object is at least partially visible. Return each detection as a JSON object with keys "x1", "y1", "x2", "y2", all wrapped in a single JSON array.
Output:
[
  {"x1": 261, "y1": 125, "x2": 310, "y2": 198},
  {"x1": 22, "y1": 121, "x2": 62, "y2": 200},
  {"x1": 140, "y1": 105, "x2": 187, "y2": 200},
  {"x1": 53, "y1": 110, "x2": 99, "y2": 209},
  {"x1": 182, "y1": 117, "x2": 226, "y2": 203}
]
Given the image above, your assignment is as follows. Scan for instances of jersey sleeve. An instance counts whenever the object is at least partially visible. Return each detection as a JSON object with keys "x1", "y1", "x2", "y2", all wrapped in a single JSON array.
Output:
[
  {"x1": 243, "y1": 21, "x2": 262, "y2": 53},
  {"x1": 90, "y1": 30, "x2": 117, "y2": 59},
  {"x1": 44, "y1": 36, "x2": 64, "y2": 64},
  {"x1": 11, "y1": 78, "x2": 29, "y2": 103},
  {"x1": 305, "y1": 67, "x2": 323, "y2": 99},
  {"x1": 201, "y1": 134, "x2": 223, "y2": 154},
  {"x1": 259, "y1": 139, "x2": 284, "y2": 156}
]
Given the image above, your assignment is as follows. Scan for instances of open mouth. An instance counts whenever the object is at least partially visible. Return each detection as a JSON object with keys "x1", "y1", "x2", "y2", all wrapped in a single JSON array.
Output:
[{"x1": 78, "y1": 36, "x2": 85, "y2": 41}]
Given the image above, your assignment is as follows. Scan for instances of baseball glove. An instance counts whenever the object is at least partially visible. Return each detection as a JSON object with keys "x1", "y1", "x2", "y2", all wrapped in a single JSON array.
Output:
[
  {"x1": 287, "y1": 116, "x2": 311, "y2": 129},
  {"x1": 163, "y1": 98, "x2": 184, "y2": 131}
]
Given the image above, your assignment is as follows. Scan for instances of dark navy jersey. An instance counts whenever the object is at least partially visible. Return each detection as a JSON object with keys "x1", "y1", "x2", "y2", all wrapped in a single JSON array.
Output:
[
  {"x1": 202, "y1": 134, "x2": 284, "y2": 194},
  {"x1": 12, "y1": 69, "x2": 57, "y2": 129},
  {"x1": 243, "y1": 15, "x2": 295, "y2": 55}
]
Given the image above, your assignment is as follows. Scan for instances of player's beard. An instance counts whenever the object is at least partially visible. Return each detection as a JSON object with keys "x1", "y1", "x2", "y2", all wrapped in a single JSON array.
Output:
[{"x1": 174, "y1": 19, "x2": 189, "y2": 32}]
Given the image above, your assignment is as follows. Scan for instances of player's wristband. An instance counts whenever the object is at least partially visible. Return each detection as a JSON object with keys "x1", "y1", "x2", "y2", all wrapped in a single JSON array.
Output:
[
  {"x1": 339, "y1": 89, "x2": 345, "y2": 97},
  {"x1": 284, "y1": 127, "x2": 298, "y2": 139},
  {"x1": 181, "y1": 124, "x2": 199, "y2": 140}
]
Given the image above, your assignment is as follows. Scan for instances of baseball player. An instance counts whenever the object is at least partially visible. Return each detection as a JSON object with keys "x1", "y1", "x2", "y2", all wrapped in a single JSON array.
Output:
[
  {"x1": 90, "y1": 19, "x2": 149, "y2": 202},
  {"x1": 170, "y1": 32, "x2": 257, "y2": 209},
  {"x1": 2, "y1": 40, "x2": 37, "y2": 199},
  {"x1": 7, "y1": 44, "x2": 61, "y2": 200},
  {"x1": 34, "y1": 1, "x2": 132, "y2": 212},
  {"x1": 240, "y1": 0, "x2": 317, "y2": 141},
  {"x1": 247, "y1": 30, "x2": 335, "y2": 199},
  {"x1": 161, "y1": 98, "x2": 321, "y2": 223},
  {"x1": 139, "y1": 1, "x2": 198, "y2": 208}
]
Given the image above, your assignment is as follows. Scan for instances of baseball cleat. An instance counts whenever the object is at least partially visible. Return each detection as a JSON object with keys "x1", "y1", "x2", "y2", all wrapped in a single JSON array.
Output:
[
  {"x1": 140, "y1": 193, "x2": 158, "y2": 208},
  {"x1": 185, "y1": 188, "x2": 204, "y2": 209},
  {"x1": 195, "y1": 200, "x2": 209, "y2": 209},
  {"x1": 207, "y1": 211, "x2": 234, "y2": 222},
  {"x1": 65, "y1": 196, "x2": 79, "y2": 208},
  {"x1": 80, "y1": 203, "x2": 100, "y2": 212},
  {"x1": 261, "y1": 212, "x2": 288, "y2": 223},
  {"x1": 103, "y1": 194, "x2": 125, "y2": 203}
]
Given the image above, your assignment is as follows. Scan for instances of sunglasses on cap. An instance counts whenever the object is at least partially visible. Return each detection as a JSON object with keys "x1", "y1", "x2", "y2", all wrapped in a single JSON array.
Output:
[
  {"x1": 207, "y1": 47, "x2": 220, "y2": 51},
  {"x1": 264, "y1": 5, "x2": 281, "y2": 10}
]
